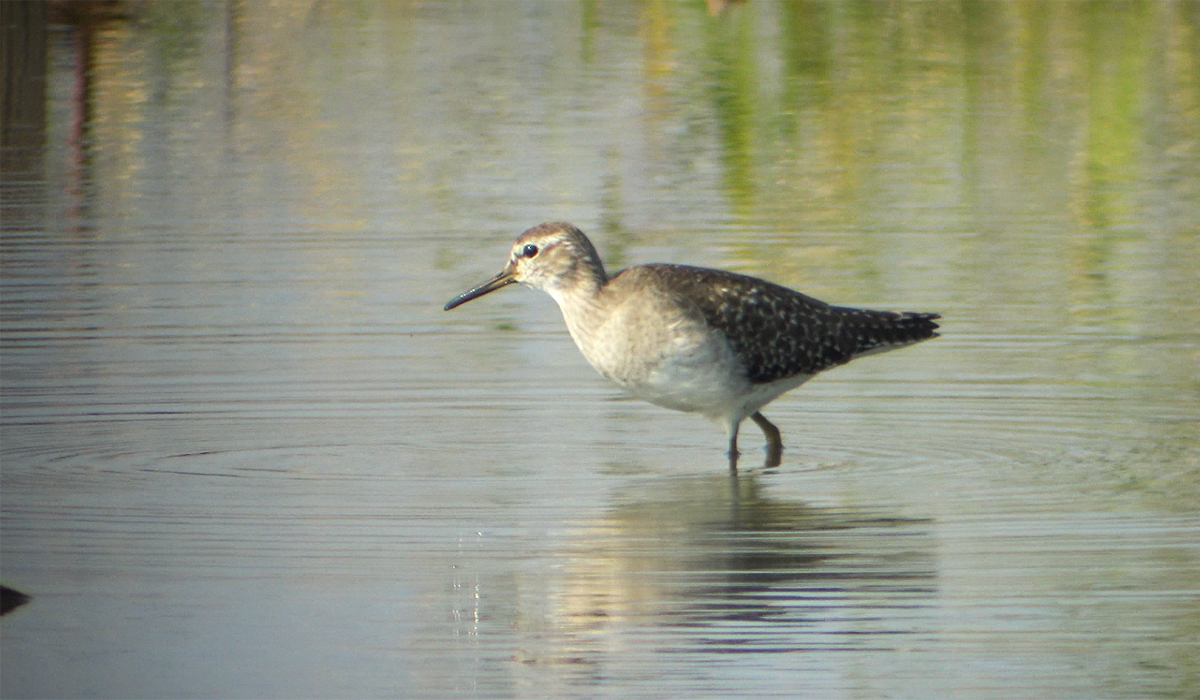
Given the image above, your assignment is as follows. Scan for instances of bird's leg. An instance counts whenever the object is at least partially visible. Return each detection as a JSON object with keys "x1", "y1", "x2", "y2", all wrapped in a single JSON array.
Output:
[
  {"x1": 726, "y1": 422, "x2": 740, "y2": 473},
  {"x1": 751, "y1": 412, "x2": 782, "y2": 468}
]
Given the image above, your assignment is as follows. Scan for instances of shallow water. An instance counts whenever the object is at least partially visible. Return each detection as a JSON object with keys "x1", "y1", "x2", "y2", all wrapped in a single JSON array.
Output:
[{"x1": 2, "y1": 1, "x2": 1198, "y2": 698}]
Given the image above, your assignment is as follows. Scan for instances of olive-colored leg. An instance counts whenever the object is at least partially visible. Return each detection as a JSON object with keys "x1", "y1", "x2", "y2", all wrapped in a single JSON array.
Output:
[{"x1": 751, "y1": 411, "x2": 782, "y2": 468}]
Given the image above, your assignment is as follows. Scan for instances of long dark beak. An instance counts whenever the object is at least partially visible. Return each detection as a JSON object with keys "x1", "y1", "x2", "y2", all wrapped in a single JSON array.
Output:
[{"x1": 444, "y1": 268, "x2": 518, "y2": 310}]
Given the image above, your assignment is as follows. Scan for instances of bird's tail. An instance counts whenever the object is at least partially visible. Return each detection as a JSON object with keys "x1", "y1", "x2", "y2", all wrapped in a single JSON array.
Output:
[{"x1": 832, "y1": 307, "x2": 941, "y2": 359}]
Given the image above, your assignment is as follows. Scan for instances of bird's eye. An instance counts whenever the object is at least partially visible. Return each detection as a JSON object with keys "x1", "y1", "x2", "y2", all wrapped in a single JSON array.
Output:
[{"x1": 522, "y1": 244, "x2": 539, "y2": 258}]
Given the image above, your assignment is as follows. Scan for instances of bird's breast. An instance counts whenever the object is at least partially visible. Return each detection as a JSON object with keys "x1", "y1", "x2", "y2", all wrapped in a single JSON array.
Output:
[{"x1": 560, "y1": 292, "x2": 749, "y2": 417}]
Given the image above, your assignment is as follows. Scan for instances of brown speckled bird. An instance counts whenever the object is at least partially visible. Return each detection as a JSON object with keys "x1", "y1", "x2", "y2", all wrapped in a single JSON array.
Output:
[{"x1": 445, "y1": 222, "x2": 940, "y2": 470}]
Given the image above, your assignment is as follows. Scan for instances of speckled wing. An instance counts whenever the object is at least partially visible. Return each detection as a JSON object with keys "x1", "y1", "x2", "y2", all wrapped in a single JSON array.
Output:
[{"x1": 634, "y1": 264, "x2": 940, "y2": 385}]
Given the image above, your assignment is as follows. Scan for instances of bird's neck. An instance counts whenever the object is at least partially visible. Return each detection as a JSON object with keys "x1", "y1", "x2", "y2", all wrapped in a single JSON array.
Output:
[{"x1": 545, "y1": 258, "x2": 610, "y2": 356}]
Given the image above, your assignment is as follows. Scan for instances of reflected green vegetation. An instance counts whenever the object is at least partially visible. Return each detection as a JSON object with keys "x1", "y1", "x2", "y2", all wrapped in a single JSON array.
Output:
[
  {"x1": 702, "y1": 6, "x2": 758, "y2": 211},
  {"x1": 617, "y1": 2, "x2": 1199, "y2": 350}
]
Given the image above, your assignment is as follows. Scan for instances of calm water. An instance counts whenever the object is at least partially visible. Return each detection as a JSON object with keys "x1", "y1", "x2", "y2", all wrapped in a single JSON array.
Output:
[{"x1": 2, "y1": 1, "x2": 1198, "y2": 698}]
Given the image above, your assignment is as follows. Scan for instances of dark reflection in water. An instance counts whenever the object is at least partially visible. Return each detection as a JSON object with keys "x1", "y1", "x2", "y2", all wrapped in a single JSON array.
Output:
[
  {"x1": 520, "y1": 474, "x2": 934, "y2": 669},
  {"x1": 0, "y1": 586, "x2": 32, "y2": 616}
]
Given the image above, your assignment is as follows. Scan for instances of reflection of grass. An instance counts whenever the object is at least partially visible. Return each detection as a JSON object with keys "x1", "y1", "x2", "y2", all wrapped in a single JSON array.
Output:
[
  {"x1": 704, "y1": 8, "x2": 758, "y2": 212},
  {"x1": 1081, "y1": 1, "x2": 1149, "y2": 233}
]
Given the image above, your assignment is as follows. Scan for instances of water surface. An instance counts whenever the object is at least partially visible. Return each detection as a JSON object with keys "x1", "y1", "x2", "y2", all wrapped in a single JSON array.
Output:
[{"x1": 2, "y1": 2, "x2": 1198, "y2": 698}]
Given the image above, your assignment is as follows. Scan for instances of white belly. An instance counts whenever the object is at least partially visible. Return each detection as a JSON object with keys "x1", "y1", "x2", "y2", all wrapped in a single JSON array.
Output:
[
  {"x1": 618, "y1": 339, "x2": 813, "y2": 425},
  {"x1": 622, "y1": 333, "x2": 747, "y2": 417}
]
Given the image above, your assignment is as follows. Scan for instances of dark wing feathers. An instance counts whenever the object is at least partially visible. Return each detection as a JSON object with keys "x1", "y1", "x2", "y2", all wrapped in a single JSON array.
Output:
[
  {"x1": 635, "y1": 264, "x2": 939, "y2": 385},
  {"x1": 829, "y1": 305, "x2": 941, "y2": 359}
]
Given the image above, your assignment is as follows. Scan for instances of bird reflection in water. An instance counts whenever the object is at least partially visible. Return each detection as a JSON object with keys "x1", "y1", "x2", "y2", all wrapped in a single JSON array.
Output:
[{"x1": 516, "y1": 473, "x2": 936, "y2": 669}]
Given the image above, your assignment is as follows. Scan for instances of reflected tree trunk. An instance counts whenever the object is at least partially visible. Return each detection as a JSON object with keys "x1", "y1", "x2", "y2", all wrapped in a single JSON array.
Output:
[{"x1": 1, "y1": 0, "x2": 49, "y2": 183}]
